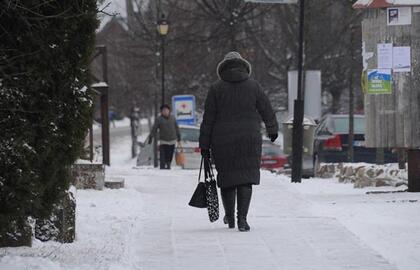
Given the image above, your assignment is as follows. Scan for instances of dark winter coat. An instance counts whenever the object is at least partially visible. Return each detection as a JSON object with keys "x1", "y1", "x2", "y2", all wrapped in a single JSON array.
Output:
[
  {"x1": 199, "y1": 53, "x2": 278, "y2": 189},
  {"x1": 150, "y1": 115, "x2": 181, "y2": 143}
]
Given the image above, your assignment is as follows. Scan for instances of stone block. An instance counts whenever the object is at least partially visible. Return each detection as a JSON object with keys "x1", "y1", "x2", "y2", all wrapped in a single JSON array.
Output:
[
  {"x1": 375, "y1": 178, "x2": 392, "y2": 187},
  {"x1": 71, "y1": 162, "x2": 105, "y2": 190},
  {"x1": 344, "y1": 166, "x2": 355, "y2": 177},
  {"x1": 354, "y1": 176, "x2": 375, "y2": 188},
  {"x1": 105, "y1": 177, "x2": 125, "y2": 189},
  {"x1": 35, "y1": 188, "x2": 76, "y2": 243},
  {"x1": 355, "y1": 166, "x2": 366, "y2": 178},
  {"x1": 366, "y1": 167, "x2": 376, "y2": 178}
]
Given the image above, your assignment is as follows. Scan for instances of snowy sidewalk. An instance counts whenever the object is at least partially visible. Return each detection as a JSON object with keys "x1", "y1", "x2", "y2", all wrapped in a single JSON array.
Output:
[
  {"x1": 113, "y1": 168, "x2": 397, "y2": 270},
  {"x1": 1, "y1": 166, "x2": 412, "y2": 270},
  {"x1": 1, "y1": 128, "x2": 417, "y2": 270}
]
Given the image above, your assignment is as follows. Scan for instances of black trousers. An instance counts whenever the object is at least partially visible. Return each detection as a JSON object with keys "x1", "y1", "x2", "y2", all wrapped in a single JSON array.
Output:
[{"x1": 159, "y1": 144, "x2": 175, "y2": 169}]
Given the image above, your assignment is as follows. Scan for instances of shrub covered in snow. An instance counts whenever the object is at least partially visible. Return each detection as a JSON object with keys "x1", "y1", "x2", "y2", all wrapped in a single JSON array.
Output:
[{"x1": 0, "y1": 1, "x2": 98, "y2": 246}]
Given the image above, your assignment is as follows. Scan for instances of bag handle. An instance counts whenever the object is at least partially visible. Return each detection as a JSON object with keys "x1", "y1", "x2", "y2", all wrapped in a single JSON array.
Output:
[
  {"x1": 177, "y1": 141, "x2": 183, "y2": 153},
  {"x1": 204, "y1": 156, "x2": 214, "y2": 181},
  {"x1": 198, "y1": 157, "x2": 204, "y2": 183}
]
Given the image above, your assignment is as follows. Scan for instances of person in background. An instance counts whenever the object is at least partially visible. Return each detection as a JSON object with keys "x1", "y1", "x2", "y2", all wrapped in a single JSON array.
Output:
[
  {"x1": 108, "y1": 109, "x2": 117, "y2": 128},
  {"x1": 149, "y1": 104, "x2": 181, "y2": 169},
  {"x1": 199, "y1": 51, "x2": 278, "y2": 232}
]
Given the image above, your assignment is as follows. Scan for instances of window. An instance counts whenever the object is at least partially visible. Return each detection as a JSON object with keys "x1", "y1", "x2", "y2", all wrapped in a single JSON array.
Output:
[
  {"x1": 180, "y1": 128, "x2": 200, "y2": 142},
  {"x1": 332, "y1": 117, "x2": 365, "y2": 134},
  {"x1": 262, "y1": 145, "x2": 282, "y2": 156}
]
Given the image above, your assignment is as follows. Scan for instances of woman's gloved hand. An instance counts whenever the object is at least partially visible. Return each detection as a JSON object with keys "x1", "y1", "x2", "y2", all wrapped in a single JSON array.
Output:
[
  {"x1": 201, "y1": 149, "x2": 211, "y2": 159},
  {"x1": 268, "y1": 133, "x2": 278, "y2": 142}
]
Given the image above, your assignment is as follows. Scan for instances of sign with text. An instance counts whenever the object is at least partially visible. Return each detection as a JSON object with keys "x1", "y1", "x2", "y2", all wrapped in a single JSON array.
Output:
[
  {"x1": 387, "y1": 7, "x2": 412, "y2": 26},
  {"x1": 367, "y1": 69, "x2": 392, "y2": 94},
  {"x1": 172, "y1": 95, "x2": 196, "y2": 126}
]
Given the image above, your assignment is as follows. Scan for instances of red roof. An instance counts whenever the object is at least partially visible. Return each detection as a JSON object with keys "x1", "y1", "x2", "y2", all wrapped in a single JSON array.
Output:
[{"x1": 354, "y1": 0, "x2": 420, "y2": 8}]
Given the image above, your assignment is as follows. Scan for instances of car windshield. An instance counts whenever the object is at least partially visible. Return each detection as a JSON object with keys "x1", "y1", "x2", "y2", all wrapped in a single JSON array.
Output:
[
  {"x1": 262, "y1": 144, "x2": 282, "y2": 156},
  {"x1": 332, "y1": 117, "x2": 365, "y2": 134},
  {"x1": 180, "y1": 127, "x2": 200, "y2": 142}
]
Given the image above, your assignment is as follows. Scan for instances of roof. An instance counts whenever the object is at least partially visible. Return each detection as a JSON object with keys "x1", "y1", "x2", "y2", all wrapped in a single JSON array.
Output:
[{"x1": 354, "y1": 0, "x2": 420, "y2": 8}]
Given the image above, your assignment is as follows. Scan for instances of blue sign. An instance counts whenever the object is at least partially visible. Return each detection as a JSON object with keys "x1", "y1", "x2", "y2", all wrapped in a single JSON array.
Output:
[
  {"x1": 172, "y1": 95, "x2": 196, "y2": 126},
  {"x1": 367, "y1": 69, "x2": 392, "y2": 94}
]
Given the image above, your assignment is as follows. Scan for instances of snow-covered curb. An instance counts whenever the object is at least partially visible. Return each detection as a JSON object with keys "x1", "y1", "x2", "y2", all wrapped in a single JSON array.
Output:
[{"x1": 316, "y1": 162, "x2": 408, "y2": 188}]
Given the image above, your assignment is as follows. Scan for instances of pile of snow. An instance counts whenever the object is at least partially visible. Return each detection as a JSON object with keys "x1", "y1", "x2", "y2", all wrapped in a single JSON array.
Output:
[{"x1": 1, "y1": 187, "x2": 144, "y2": 270}]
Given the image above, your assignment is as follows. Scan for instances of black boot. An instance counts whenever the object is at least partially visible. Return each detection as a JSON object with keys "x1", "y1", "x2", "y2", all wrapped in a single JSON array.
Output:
[
  {"x1": 221, "y1": 187, "x2": 236, "y2": 229},
  {"x1": 237, "y1": 184, "x2": 252, "y2": 232}
]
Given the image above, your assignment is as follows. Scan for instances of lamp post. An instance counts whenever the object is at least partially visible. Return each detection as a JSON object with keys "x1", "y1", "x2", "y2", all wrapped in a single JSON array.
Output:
[
  {"x1": 157, "y1": 14, "x2": 169, "y2": 106},
  {"x1": 290, "y1": 0, "x2": 306, "y2": 183}
]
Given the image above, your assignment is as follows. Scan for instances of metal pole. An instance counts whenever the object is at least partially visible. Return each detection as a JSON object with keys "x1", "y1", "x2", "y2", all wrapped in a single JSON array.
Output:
[
  {"x1": 153, "y1": 2, "x2": 160, "y2": 168},
  {"x1": 291, "y1": 0, "x2": 305, "y2": 183},
  {"x1": 100, "y1": 46, "x2": 110, "y2": 166},
  {"x1": 161, "y1": 36, "x2": 165, "y2": 106},
  {"x1": 348, "y1": 26, "x2": 355, "y2": 163},
  {"x1": 101, "y1": 86, "x2": 110, "y2": 166}
]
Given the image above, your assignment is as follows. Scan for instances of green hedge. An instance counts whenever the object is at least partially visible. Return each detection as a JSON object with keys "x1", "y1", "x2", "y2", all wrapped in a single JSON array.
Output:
[{"x1": 0, "y1": 1, "x2": 98, "y2": 243}]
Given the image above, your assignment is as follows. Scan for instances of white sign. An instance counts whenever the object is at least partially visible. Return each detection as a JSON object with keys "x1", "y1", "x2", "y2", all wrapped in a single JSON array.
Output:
[
  {"x1": 387, "y1": 7, "x2": 412, "y2": 26},
  {"x1": 288, "y1": 71, "x2": 322, "y2": 120},
  {"x1": 245, "y1": 0, "x2": 298, "y2": 3},
  {"x1": 172, "y1": 95, "x2": 196, "y2": 126},
  {"x1": 377, "y1": 43, "x2": 393, "y2": 69},
  {"x1": 362, "y1": 41, "x2": 374, "y2": 71},
  {"x1": 393, "y1": 46, "x2": 411, "y2": 72}
]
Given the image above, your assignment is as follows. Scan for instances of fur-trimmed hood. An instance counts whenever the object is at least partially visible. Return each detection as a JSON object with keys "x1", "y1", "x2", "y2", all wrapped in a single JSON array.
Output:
[{"x1": 216, "y1": 52, "x2": 252, "y2": 82}]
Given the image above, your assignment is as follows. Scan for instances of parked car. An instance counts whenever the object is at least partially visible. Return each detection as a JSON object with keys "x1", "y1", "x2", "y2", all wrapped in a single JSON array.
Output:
[
  {"x1": 176, "y1": 125, "x2": 201, "y2": 169},
  {"x1": 137, "y1": 125, "x2": 202, "y2": 169},
  {"x1": 261, "y1": 140, "x2": 288, "y2": 170},
  {"x1": 313, "y1": 114, "x2": 398, "y2": 173}
]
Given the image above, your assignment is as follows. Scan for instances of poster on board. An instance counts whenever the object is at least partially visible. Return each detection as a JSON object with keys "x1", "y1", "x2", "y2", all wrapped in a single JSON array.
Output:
[
  {"x1": 377, "y1": 43, "x2": 393, "y2": 69},
  {"x1": 367, "y1": 69, "x2": 392, "y2": 94},
  {"x1": 393, "y1": 46, "x2": 411, "y2": 72},
  {"x1": 387, "y1": 7, "x2": 412, "y2": 26}
]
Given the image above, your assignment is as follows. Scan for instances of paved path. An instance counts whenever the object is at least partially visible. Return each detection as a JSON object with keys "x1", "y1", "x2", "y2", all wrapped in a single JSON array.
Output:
[{"x1": 119, "y1": 169, "x2": 397, "y2": 270}]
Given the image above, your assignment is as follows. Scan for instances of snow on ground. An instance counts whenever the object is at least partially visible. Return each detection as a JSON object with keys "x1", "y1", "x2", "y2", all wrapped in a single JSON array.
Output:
[
  {"x1": 1, "y1": 128, "x2": 420, "y2": 270},
  {"x1": 0, "y1": 179, "x2": 144, "y2": 270},
  {"x1": 289, "y1": 177, "x2": 420, "y2": 270},
  {"x1": 93, "y1": 117, "x2": 131, "y2": 131}
]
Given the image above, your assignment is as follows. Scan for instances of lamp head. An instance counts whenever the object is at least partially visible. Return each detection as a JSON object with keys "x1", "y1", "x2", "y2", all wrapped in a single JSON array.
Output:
[{"x1": 157, "y1": 14, "x2": 169, "y2": 36}]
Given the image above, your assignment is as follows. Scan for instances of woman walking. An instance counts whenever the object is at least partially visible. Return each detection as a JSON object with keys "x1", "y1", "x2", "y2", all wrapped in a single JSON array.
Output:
[
  {"x1": 149, "y1": 104, "x2": 181, "y2": 169},
  {"x1": 199, "y1": 52, "x2": 278, "y2": 232}
]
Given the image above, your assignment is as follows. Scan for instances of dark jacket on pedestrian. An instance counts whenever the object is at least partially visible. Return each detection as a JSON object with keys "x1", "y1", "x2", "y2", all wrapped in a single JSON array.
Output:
[
  {"x1": 199, "y1": 52, "x2": 278, "y2": 189},
  {"x1": 150, "y1": 115, "x2": 181, "y2": 143}
]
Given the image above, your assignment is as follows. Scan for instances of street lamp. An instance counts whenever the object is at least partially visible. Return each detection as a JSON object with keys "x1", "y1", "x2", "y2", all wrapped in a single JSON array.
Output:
[{"x1": 157, "y1": 14, "x2": 169, "y2": 106}]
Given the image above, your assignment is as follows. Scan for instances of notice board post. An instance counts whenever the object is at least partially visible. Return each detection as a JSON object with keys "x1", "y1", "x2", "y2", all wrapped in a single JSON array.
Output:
[{"x1": 354, "y1": 0, "x2": 420, "y2": 192}]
